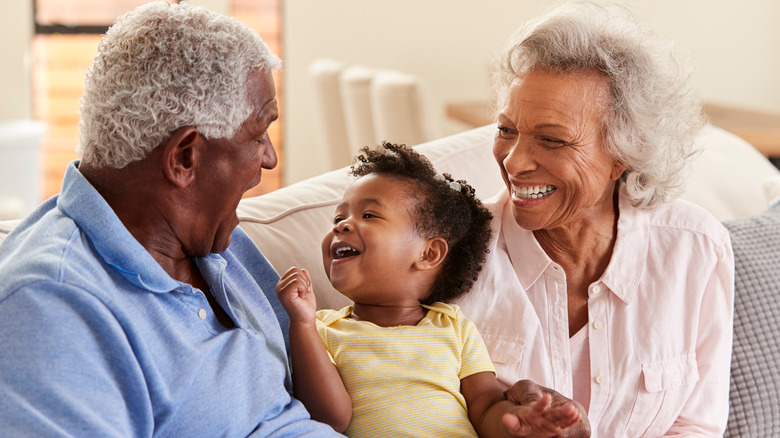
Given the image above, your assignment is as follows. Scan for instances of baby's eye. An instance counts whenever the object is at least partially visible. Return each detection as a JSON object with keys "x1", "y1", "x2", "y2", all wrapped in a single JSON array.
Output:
[
  {"x1": 332, "y1": 216, "x2": 344, "y2": 224},
  {"x1": 362, "y1": 213, "x2": 377, "y2": 219}
]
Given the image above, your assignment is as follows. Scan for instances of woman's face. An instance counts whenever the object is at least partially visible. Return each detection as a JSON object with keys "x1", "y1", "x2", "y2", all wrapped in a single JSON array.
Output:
[{"x1": 493, "y1": 69, "x2": 626, "y2": 231}]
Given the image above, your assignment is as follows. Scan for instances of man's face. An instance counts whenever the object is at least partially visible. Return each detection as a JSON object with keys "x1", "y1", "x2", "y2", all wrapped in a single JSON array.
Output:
[{"x1": 191, "y1": 69, "x2": 279, "y2": 255}]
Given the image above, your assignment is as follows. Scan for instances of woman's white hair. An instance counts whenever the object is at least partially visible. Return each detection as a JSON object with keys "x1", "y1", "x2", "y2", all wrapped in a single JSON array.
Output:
[
  {"x1": 78, "y1": 1, "x2": 281, "y2": 168},
  {"x1": 495, "y1": 1, "x2": 706, "y2": 209}
]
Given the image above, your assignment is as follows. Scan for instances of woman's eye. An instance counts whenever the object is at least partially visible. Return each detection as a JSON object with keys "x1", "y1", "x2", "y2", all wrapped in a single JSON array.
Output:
[
  {"x1": 540, "y1": 137, "x2": 566, "y2": 147},
  {"x1": 497, "y1": 126, "x2": 515, "y2": 138}
]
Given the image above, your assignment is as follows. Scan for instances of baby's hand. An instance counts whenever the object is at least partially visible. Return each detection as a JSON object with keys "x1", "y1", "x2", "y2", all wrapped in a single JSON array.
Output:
[
  {"x1": 275, "y1": 267, "x2": 317, "y2": 322},
  {"x1": 502, "y1": 393, "x2": 583, "y2": 438}
]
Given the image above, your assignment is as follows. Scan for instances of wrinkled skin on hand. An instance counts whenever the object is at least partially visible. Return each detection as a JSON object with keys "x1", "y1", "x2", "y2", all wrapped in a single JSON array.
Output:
[{"x1": 506, "y1": 380, "x2": 591, "y2": 438}]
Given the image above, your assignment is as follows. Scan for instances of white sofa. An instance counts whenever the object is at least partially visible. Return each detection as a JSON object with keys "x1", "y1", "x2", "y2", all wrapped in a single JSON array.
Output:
[
  {"x1": 1, "y1": 124, "x2": 778, "y2": 308},
  {"x1": 1, "y1": 124, "x2": 780, "y2": 435}
]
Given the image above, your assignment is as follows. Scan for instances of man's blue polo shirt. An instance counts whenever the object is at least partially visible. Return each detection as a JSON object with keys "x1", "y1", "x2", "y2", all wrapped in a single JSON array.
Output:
[{"x1": 0, "y1": 161, "x2": 340, "y2": 437}]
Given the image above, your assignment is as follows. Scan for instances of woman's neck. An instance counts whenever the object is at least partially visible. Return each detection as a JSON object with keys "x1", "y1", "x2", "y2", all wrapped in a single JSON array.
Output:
[{"x1": 533, "y1": 190, "x2": 620, "y2": 283}]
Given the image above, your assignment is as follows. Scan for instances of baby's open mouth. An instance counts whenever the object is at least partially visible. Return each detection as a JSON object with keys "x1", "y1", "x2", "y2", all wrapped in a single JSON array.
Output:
[{"x1": 333, "y1": 244, "x2": 361, "y2": 259}]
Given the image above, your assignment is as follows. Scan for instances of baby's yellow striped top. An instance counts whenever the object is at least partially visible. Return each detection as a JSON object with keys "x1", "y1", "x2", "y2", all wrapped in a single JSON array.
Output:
[{"x1": 315, "y1": 302, "x2": 495, "y2": 438}]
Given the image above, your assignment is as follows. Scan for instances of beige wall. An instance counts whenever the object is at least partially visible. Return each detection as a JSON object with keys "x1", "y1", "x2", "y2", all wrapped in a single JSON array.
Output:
[
  {"x1": 283, "y1": 0, "x2": 780, "y2": 183},
  {"x1": 5, "y1": 1, "x2": 777, "y2": 183},
  {"x1": 1, "y1": 1, "x2": 34, "y2": 120}
]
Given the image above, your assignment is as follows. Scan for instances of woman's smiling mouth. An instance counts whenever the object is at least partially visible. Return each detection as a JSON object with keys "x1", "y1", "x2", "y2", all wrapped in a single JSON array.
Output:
[{"x1": 512, "y1": 184, "x2": 557, "y2": 199}]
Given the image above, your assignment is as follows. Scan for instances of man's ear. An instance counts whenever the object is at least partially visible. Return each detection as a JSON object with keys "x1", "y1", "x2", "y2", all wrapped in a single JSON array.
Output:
[
  {"x1": 414, "y1": 237, "x2": 448, "y2": 271},
  {"x1": 162, "y1": 126, "x2": 203, "y2": 188}
]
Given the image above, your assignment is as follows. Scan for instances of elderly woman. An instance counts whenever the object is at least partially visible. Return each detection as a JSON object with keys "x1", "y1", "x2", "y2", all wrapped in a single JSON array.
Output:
[{"x1": 456, "y1": 2, "x2": 734, "y2": 437}]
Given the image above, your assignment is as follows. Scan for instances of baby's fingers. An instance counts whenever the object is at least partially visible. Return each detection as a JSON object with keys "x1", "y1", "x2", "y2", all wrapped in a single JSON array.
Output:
[
  {"x1": 502, "y1": 412, "x2": 532, "y2": 436},
  {"x1": 502, "y1": 401, "x2": 564, "y2": 437},
  {"x1": 502, "y1": 394, "x2": 584, "y2": 437},
  {"x1": 541, "y1": 402, "x2": 582, "y2": 429},
  {"x1": 277, "y1": 267, "x2": 312, "y2": 294}
]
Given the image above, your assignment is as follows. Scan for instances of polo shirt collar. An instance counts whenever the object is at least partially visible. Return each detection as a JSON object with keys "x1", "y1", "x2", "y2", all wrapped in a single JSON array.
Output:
[{"x1": 57, "y1": 160, "x2": 180, "y2": 293}]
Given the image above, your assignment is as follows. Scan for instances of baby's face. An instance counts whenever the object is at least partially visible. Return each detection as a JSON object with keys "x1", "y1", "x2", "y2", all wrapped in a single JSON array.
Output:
[{"x1": 320, "y1": 174, "x2": 429, "y2": 306}]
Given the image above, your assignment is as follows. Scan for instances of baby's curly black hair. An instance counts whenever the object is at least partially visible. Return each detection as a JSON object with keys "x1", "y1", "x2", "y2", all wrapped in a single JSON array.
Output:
[{"x1": 350, "y1": 142, "x2": 493, "y2": 305}]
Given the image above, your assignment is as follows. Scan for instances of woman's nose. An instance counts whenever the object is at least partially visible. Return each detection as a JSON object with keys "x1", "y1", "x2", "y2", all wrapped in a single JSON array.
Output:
[{"x1": 502, "y1": 140, "x2": 537, "y2": 176}]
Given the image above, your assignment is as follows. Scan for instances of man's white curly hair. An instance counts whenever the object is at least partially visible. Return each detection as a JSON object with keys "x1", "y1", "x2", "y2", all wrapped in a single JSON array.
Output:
[
  {"x1": 495, "y1": 1, "x2": 706, "y2": 209},
  {"x1": 78, "y1": 1, "x2": 281, "y2": 168}
]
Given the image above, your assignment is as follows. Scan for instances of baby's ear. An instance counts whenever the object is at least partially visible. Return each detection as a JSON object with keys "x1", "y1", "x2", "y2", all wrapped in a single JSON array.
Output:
[{"x1": 414, "y1": 237, "x2": 448, "y2": 271}]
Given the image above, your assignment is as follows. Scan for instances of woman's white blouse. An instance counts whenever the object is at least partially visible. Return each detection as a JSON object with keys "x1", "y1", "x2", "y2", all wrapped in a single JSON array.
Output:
[{"x1": 456, "y1": 190, "x2": 734, "y2": 437}]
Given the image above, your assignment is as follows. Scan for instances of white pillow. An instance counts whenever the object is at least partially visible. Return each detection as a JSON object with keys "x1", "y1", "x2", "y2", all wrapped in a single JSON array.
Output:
[
  {"x1": 681, "y1": 125, "x2": 780, "y2": 221},
  {"x1": 763, "y1": 176, "x2": 780, "y2": 206}
]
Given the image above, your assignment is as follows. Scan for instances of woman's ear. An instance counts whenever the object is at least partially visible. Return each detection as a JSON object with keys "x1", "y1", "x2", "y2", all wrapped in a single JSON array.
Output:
[
  {"x1": 162, "y1": 126, "x2": 203, "y2": 188},
  {"x1": 414, "y1": 237, "x2": 448, "y2": 271},
  {"x1": 610, "y1": 159, "x2": 628, "y2": 180}
]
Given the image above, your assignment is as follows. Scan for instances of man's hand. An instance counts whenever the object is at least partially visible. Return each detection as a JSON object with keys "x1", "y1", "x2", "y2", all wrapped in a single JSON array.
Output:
[{"x1": 505, "y1": 380, "x2": 591, "y2": 438}]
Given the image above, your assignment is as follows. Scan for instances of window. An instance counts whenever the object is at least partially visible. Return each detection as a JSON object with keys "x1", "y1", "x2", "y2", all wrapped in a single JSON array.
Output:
[{"x1": 32, "y1": 0, "x2": 283, "y2": 198}]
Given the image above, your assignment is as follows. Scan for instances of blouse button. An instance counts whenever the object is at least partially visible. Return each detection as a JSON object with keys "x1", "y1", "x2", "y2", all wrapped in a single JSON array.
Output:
[
  {"x1": 593, "y1": 321, "x2": 604, "y2": 330},
  {"x1": 198, "y1": 308, "x2": 207, "y2": 320},
  {"x1": 595, "y1": 375, "x2": 606, "y2": 384}
]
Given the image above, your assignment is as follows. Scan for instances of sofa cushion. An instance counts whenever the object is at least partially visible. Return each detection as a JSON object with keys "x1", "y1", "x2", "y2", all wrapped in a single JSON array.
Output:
[
  {"x1": 681, "y1": 126, "x2": 780, "y2": 221},
  {"x1": 722, "y1": 204, "x2": 780, "y2": 437}
]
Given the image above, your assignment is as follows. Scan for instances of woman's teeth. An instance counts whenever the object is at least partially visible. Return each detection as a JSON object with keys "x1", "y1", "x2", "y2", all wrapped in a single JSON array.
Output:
[{"x1": 514, "y1": 185, "x2": 556, "y2": 199}]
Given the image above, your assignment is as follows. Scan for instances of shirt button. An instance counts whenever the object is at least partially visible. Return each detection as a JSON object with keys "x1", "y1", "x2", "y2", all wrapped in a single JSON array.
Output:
[
  {"x1": 593, "y1": 321, "x2": 604, "y2": 330},
  {"x1": 198, "y1": 308, "x2": 207, "y2": 320},
  {"x1": 595, "y1": 375, "x2": 606, "y2": 384},
  {"x1": 591, "y1": 285, "x2": 602, "y2": 295}
]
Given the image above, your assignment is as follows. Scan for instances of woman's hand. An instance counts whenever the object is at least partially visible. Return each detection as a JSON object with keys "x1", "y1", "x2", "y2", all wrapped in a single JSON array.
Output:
[
  {"x1": 506, "y1": 380, "x2": 591, "y2": 438},
  {"x1": 275, "y1": 267, "x2": 317, "y2": 323}
]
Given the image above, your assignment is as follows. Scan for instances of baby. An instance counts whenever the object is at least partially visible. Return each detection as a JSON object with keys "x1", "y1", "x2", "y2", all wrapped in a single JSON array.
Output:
[{"x1": 276, "y1": 142, "x2": 582, "y2": 437}]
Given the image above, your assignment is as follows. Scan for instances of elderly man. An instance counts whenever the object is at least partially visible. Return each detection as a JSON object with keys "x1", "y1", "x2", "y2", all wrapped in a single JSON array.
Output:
[{"x1": 0, "y1": 3, "x2": 340, "y2": 436}]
